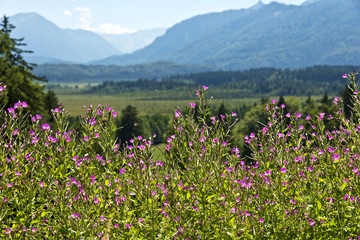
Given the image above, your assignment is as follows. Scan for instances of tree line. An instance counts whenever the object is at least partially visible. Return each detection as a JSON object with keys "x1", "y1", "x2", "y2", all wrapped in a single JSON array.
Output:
[{"x1": 84, "y1": 65, "x2": 360, "y2": 98}]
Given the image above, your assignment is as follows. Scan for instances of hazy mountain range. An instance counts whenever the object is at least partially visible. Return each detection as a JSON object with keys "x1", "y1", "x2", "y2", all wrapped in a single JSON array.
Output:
[
  {"x1": 100, "y1": 28, "x2": 166, "y2": 54},
  {"x1": 92, "y1": 0, "x2": 360, "y2": 69},
  {"x1": 9, "y1": 13, "x2": 165, "y2": 63},
  {"x1": 7, "y1": 0, "x2": 360, "y2": 69},
  {"x1": 9, "y1": 12, "x2": 119, "y2": 63}
]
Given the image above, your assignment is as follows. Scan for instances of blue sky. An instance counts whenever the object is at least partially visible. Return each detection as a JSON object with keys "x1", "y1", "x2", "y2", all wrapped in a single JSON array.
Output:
[{"x1": 1, "y1": 0, "x2": 307, "y2": 34}]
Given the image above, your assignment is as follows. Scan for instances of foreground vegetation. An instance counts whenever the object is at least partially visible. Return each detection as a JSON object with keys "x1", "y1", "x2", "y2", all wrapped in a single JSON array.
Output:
[
  {"x1": 1, "y1": 71, "x2": 360, "y2": 239},
  {"x1": 3, "y1": 14, "x2": 360, "y2": 239}
]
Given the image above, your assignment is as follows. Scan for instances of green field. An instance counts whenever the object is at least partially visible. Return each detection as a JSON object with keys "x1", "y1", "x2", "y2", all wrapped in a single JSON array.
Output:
[{"x1": 57, "y1": 93, "x2": 261, "y2": 116}]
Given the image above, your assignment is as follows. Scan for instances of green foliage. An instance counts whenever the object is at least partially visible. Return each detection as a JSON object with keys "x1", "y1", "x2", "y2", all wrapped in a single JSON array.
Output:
[
  {"x1": 2, "y1": 71, "x2": 360, "y2": 239},
  {"x1": 72, "y1": 65, "x2": 360, "y2": 100},
  {"x1": 216, "y1": 102, "x2": 228, "y2": 117},
  {"x1": 0, "y1": 16, "x2": 53, "y2": 117},
  {"x1": 33, "y1": 61, "x2": 213, "y2": 83},
  {"x1": 141, "y1": 114, "x2": 170, "y2": 145},
  {"x1": 86, "y1": 79, "x2": 193, "y2": 96},
  {"x1": 116, "y1": 105, "x2": 143, "y2": 145},
  {"x1": 232, "y1": 103, "x2": 269, "y2": 159},
  {"x1": 45, "y1": 89, "x2": 59, "y2": 123},
  {"x1": 342, "y1": 85, "x2": 354, "y2": 121}
]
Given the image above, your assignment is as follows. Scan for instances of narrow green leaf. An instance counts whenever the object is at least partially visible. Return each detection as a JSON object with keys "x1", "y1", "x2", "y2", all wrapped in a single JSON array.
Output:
[
  {"x1": 317, "y1": 201, "x2": 322, "y2": 210},
  {"x1": 341, "y1": 182, "x2": 348, "y2": 191},
  {"x1": 187, "y1": 191, "x2": 191, "y2": 200}
]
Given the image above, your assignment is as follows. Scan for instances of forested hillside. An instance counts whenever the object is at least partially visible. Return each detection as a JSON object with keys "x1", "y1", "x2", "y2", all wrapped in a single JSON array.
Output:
[
  {"x1": 34, "y1": 62, "x2": 214, "y2": 83},
  {"x1": 92, "y1": 0, "x2": 360, "y2": 69},
  {"x1": 83, "y1": 65, "x2": 360, "y2": 98}
]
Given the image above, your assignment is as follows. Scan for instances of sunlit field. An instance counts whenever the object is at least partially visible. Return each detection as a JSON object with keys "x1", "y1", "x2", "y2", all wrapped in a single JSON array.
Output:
[
  {"x1": 57, "y1": 93, "x2": 326, "y2": 117},
  {"x1": 57, "y1": 94, "x2": 258, "y2": 116}
]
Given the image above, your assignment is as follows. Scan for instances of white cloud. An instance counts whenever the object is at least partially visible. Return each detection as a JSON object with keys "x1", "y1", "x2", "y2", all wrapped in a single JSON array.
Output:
[
  {"x1": 75, "y1": 6, "x2": 93, "y2": 19},
  {"x1": 73, "y1": 6, "x2": 136, "y2": 34},
  {"x1": 63, "y1": 10, "x2": 72, "y2": 16},
  {"x1": 75, "y1": 6, "x2": 93, "y2": 29}
]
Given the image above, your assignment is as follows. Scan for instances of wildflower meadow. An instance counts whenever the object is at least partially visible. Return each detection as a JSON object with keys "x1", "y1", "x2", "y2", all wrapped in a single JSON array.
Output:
[{"x1": 1, "y1": 71, "x2": 360, "y2": 239}]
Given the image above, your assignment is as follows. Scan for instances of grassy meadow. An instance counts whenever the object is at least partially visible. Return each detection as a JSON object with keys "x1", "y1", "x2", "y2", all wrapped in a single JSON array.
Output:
[{"x1": 57, "y1": 91, "x2": 325, "y2": 117}]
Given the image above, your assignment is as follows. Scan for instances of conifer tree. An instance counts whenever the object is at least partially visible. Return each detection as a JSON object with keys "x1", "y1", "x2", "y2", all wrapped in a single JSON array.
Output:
[
  {"x1": 116, "y1": 105, "x2": 143, "y2": 144},
  {"x1": 216, "y1": 103, "x2": 228, "y2": 117},
  {"x1": 0, "y1": 15, "x2": 48, "y2": 115},
  {"x1": 45, "y1": 89, "x2": 59, "y2": 122},
  {"x1": 321, "y1": 92, "x2": 330, "y2": 106},
  {"x1": 342, "y1": 85, "x2": 354, "y2": 120}
]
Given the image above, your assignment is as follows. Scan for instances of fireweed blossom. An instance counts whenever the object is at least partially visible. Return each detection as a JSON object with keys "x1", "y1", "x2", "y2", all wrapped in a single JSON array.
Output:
[
  {"x1": 175, "y1": 110, "x2": 181, "y2": 118},
  {"x1": 165, "y1": 145, "x2": 171, "y2": 151},
  {"x1": 41, "y1": 123, "x2": 50, "y2": 130},
  {"x1": 308, "y1": 219, "x2": 316, "y2": 226},
  {"x1": 156, "y1": 161, "x2": 163, "y2": 167},
  {"x1": 2, "y1": 75, "x2": 360, "y2": 237},
  {"x1": 0, "y1": 83, "x2": 6, "y2": 92},
  {"x1": 14, "y1": 101, "x2": 28, "y2": 109}
]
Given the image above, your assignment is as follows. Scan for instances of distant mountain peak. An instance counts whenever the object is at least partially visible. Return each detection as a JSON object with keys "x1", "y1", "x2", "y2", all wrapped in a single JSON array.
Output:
[
  {"x1": 250, "y1": 1, "x2": 265, "y2": 10},
  {"x1": 12, "y1": 12, "x2": 47, "y2": 21},
  {"x1": 9, "y1": 12, "x2": 121, "y2": 63},
  {"x1": 302, "y1": 0, "x2": 322, "y2": 6},
  {"x1": 93, "y1": 0, "x2": 360, "y2": 69}
]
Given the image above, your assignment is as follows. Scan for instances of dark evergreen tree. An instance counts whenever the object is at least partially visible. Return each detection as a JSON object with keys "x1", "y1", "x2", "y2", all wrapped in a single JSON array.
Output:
[
  {"x1": 306, "y1": 95, "x2": 312, "y2": 105},
  {"x1": 320, "y1": 93, "x2": 330, "y2": 106},
  {"x1": 0, "y1": 16, "x2": 48, "y2": 115},
  {"x1": 304, "y1": 94, "x2": 317, "y2": 117},
  {"x1": 342, "y1": 85, "x2": 354, "y2": 120},
  {"x1": 45, "y1": 89, "x2": 59, "y2": 122},
  {"x1": 260, "y1": 97, "x2": 269, "y2": 104},
  {"x1": 278, "y1": 95, "x2": 290, "y2": 119},
  {"x1": 116, "y1": 105, "x2": 143, "y2": 144},
  {"x1": 217, "y1": 103, "x2": 228, "y2": 117},
  {"x1": 142, "y1": 114, "x2": 170, "y2": 144},
  {"x1": 278, "y1": 95, "x2": 286, "y2": 106}
]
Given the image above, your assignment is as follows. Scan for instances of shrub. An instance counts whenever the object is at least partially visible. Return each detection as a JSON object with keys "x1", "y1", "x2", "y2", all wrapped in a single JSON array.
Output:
[{"x1": 1, "y1": 72, "x2": 360, "y2": 239}]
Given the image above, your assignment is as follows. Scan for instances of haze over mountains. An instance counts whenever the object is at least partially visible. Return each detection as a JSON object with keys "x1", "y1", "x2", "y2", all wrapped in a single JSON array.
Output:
[
  {"x1": 10, "y1": 12, "x2": 120, "y2": 63},
  {"x1": 100, "y1": 28, "x2": 167, "y2": 54},
  {"x1": 9, "y1": 13, "x2": 165, "y2": 64},
  {"x1": 8, "y1": 0, "x2": 360, "y2": 69}
]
